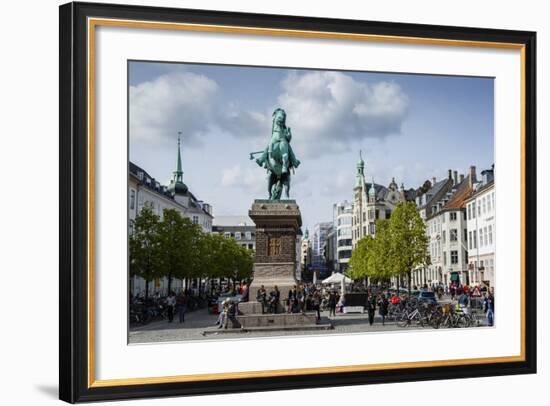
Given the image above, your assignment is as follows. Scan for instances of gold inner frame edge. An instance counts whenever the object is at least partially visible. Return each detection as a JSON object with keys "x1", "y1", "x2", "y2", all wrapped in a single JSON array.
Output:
[{"x1": 86, "y1": 17, "x2": 527, "y2": 388}]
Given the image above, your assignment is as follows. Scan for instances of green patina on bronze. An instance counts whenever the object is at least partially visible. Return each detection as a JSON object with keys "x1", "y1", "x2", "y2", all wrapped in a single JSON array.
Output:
[{"x1": 249, "y1": 108, "x2": 301, "y2": 200}]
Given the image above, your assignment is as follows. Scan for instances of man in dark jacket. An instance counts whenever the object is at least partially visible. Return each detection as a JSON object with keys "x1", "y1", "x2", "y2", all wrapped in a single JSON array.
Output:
[
  {"x1": 378, "y1": 294, "x2": 389, "y2": 326},
  {"x1": 366, "y1": 293, "x2": 377, "y2": 326},
  {"x1": 328, "y1": 291, "x2": 338, "y2": 317}
]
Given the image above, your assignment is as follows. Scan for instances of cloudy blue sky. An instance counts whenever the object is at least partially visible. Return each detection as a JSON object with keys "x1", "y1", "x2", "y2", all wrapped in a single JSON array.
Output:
[{"x1": 129, "y1": 61, "x2": 494, "y2": 232}]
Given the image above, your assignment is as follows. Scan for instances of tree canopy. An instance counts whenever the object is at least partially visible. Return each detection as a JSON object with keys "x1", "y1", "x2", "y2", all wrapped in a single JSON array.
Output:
[
  {"x1": 130, "y1": 207, "x2": 254, "y2": 293},
  {"x1": 348, "y1": 202, "x2": 429, "y2": 293}
]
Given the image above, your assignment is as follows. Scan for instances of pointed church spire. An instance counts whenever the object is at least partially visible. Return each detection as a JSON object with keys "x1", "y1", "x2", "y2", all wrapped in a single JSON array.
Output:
[
  {"x1": 355, "y1": 150, "x2": 365, "y2": 189},
  {"x1": 169, "y1": 131, "x2": 188, "y2": 195},
  {"x1": 174, "y1": 132, "x2": 183, "y2": 182}
]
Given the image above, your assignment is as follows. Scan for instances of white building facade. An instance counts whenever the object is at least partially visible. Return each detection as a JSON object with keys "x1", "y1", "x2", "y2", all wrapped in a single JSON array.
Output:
[
  {"x1": 465, "y1": 166, "x2": 495, "y2": 288},
  {"x1": 351, "y1": 152, "x2": 415, "y2": 249},
  {"x1": 414, "y1": 167, "x2": 477, "y2": 288},
  {"x1": 334, "y1": 200, "x2": 353, "y2": 273},
  {"x1": 129, "y1": 138, "x2": 213, "y2": 297}
]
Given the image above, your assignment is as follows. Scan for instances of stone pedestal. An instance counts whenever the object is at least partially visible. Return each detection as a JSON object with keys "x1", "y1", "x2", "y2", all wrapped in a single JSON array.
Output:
[{"x1": 248, "y1": 199, "x2": 301, "y2": 302}]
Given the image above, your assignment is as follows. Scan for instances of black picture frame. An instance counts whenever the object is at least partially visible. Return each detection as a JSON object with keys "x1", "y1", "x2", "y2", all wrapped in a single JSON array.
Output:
[{"x1": 59, "y1": 1, "x2": 537, "y2": 403}]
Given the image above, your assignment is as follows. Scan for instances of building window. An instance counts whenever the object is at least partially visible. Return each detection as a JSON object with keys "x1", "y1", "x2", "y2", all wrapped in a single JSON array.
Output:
[
  {"x1": 451, "y1": 250, "x2": 458, "y2": 264},
  {"x1": 472, "y1": 202, "x2": 476, "y2": 218},
  {"x1": 442, "y1": 230, "x2": 446, "y2": 243},
  {"x1": 268, "y1": 237, "x2": 281, "y2": 256},
  {"x1": 450, "y1": 212, "x2": 457, "y2": 221},
  {"x1": 245, "y1": 231, "x2": 252, "y2": 240},
  {"x1": 464, "y1": 229, "x2": 467, "y2": 242},
  {"x1": 224, "y1": 232, "x2": 231, "y2": 238},
  {"x1": 375, "y1": 209, "x2": 380, "y2": 219},
  {"x1": 248, "y1": 244, "x2": 254, "y2": 250},
  {"x1": 130, "y1": 189, "x2": 135, "y2": 210},
  {"x1": 386, "y1": 209, "x2": 391, "y2": 219},
  {"x1": 488, "y1": 225, "x2": 493, "y2": 245},
  {"x1": 487, "y1": 195, "x2": 492, "y2": 212},
  {"x1": 192, "y1": 215, "x2": 199, "y2": 224},
  {"x1": 473, "y1": 230, "x2": 477, "y2": 249},
  {"x1": 467, "y1": 204, "x2": 471, "y2": 220},
  {"x1": 483, "y1": 196, "x2": 487, "y2": 213},
  {"x1": 443, "y1": 251, "x2": 447, "y2": 266},
  {"x1": 478, "y1": 203, "x2": 481, "y2": 216},
  {"x1": 363, "y1": 212, "x2": 367, "y2": 221},
  {"x1": 235, "y1": 232, "x2": 241, "y2": 240},
  {"x1": 484, "y1": 226, "x2": 488, "y2": 246},
  {"x1": 492, "y1": 192, "x2": 495, "y2": 210},
  {"x1": 469, "y1": 231, "x2": 473, "y2": 250},
  {"x1": 450, "y1": 229, "x2": 458, "y2": 242}
]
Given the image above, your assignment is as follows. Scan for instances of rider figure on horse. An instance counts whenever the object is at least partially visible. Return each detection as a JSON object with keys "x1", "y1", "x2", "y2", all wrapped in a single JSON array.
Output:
[
  {"x1": 257, "y1": 108, "x2": 300, "y2": 174},
  {"x1": 251, "y1": 108, "x2": 300, "y2": 200}
]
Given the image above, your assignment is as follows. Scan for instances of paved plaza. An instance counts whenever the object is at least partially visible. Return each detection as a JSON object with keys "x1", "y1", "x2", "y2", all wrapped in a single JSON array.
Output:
[{"x1": 129, "y1": 302, "x2": 489, "y2": 344}]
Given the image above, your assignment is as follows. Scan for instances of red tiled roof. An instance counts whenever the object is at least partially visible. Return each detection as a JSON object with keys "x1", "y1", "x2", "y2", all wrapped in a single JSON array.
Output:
[{"x1": 443, "y1": 177, "x2": 474, "y2": 210}]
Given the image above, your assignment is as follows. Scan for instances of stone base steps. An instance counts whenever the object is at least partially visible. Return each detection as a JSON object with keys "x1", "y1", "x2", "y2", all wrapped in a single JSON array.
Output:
[{"x1": 202, "y1": 322, "x2": 332, "y2": 335}]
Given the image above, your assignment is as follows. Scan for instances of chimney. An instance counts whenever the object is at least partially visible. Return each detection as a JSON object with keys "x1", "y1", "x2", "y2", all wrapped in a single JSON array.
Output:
[
  {"x1": 448, "y1": 169, "x2": 452, "y2": 180},
  {"x1": 459, "y1": 174, "x2": 464, "y2": 183},
  {"x1": 453, "y1": 170, "x2": 458, "y2": 185},
  {"x1": 432, "y1": 177, "x2": 436, "y2": 185},
  {"x1": 469, "y1": 165, "x2": 477, "y2": 187}
]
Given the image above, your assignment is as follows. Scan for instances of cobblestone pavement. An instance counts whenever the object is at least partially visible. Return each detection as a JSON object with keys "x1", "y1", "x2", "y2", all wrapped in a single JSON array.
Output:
[{"x1": 129, "y1": 304, "x2": 489, "y2": 344}]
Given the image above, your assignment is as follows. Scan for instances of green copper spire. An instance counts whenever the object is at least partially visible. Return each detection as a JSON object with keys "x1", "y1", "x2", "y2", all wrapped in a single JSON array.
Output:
[
  {"x1": 175, "y1": 133, "x2": 183, "y2": 181},
  {"x1": 169, "y1": 132, "x2": 188, "y2": 195},
  {"x1": 355, "y1": 150, "x2": 365, "y2": 189}
]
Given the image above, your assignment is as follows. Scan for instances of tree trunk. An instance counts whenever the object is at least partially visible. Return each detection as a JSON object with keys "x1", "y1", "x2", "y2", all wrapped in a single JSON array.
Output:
[
  {"x1": 167, "y1": 272, "x2": 173, "y2": 295},
  {"x1": 397, "y1": 275, "x2": 401, "y2": 295},
  {"x1": 408, "y1": 271, "x2": 412, "y2": 298}
]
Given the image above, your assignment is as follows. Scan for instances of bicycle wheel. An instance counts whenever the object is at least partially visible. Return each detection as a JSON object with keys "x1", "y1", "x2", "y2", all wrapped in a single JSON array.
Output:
[
  {"x1": 398, "y1": 313, "x2": 410, "y2": 327},
  {"x1": 457, "y1": 315, "x2": 469, "y2": 328}
]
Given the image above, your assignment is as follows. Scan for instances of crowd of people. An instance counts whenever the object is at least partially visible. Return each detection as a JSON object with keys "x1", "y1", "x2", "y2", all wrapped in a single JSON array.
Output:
[{"x1": 131, "y1": 279, "x2": 495, "y2": 329}]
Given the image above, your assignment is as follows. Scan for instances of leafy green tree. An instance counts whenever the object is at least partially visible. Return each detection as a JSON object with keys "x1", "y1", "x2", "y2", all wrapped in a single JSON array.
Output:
[
  {"x1": 348, "y1": 220, "x2": 393, "y2": 284},
  {"x1": 157, "y1": 209, "x2": 203, "y2": 293},
  {"x1": 129, "y1": 205, "x2": 161, "y2": 300},
  {"x1": 388, "y1": 202, "x2": 430, "y2": 296},
  {"x1": 348, "y1": 235, "x2": 373, "y2": 281}
]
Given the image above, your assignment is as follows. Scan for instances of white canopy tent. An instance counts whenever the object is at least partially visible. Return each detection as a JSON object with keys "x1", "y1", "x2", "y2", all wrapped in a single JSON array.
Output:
[{"x1": 322, "y1": 272, "x2": 353, "y2": 285}]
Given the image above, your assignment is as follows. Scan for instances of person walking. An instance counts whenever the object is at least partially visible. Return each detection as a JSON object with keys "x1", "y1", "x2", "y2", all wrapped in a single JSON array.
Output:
[
  {"x1": 483, "y1": 292, "x2": 495, "y2": 327},
  {"x1": 366, "y1": 293, "x2": 377, "y2": 326},
  {"x1": 288, "y1": 285, "x2": 297, "y2": 313},
  {"x1": 328, "y1": 291, "x2": 337, "y2": 317},
  {"x1": 166, "y1": 291, "x2": 176, "y2": 323},
  {"x1": 312, "y1": 290, "x2": 321, "y2": 322},
  {"x1": 176, "y1": 291, "x2": 187, "y2": 323},
  {"x1": 378, "y1": 294, "x2": 389, "y2": 326}
]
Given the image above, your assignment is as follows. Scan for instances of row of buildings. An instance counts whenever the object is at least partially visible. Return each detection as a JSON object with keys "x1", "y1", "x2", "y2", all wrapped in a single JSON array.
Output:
[
  {"x1": 303, "y1": 152, "x2": 495, "y2": 289},
  {"x1": 130, "y1": 139, "x2": 495, "y2": 294}
]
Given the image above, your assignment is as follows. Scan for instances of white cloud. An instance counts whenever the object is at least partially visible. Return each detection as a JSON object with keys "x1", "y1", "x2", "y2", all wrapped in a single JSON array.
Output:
[
  {"x1": 130, "y1": 69, "x2": 409, "y2": 163},
  {"x1": 276, "y1": 71, "x2": 409, "y2": 158},
  {"x1": 130, "y1": 70, "x2": 220, "y2": 146},
  {"x1": 220, "y1": 164, "x2": 266, "y2": 195}
]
